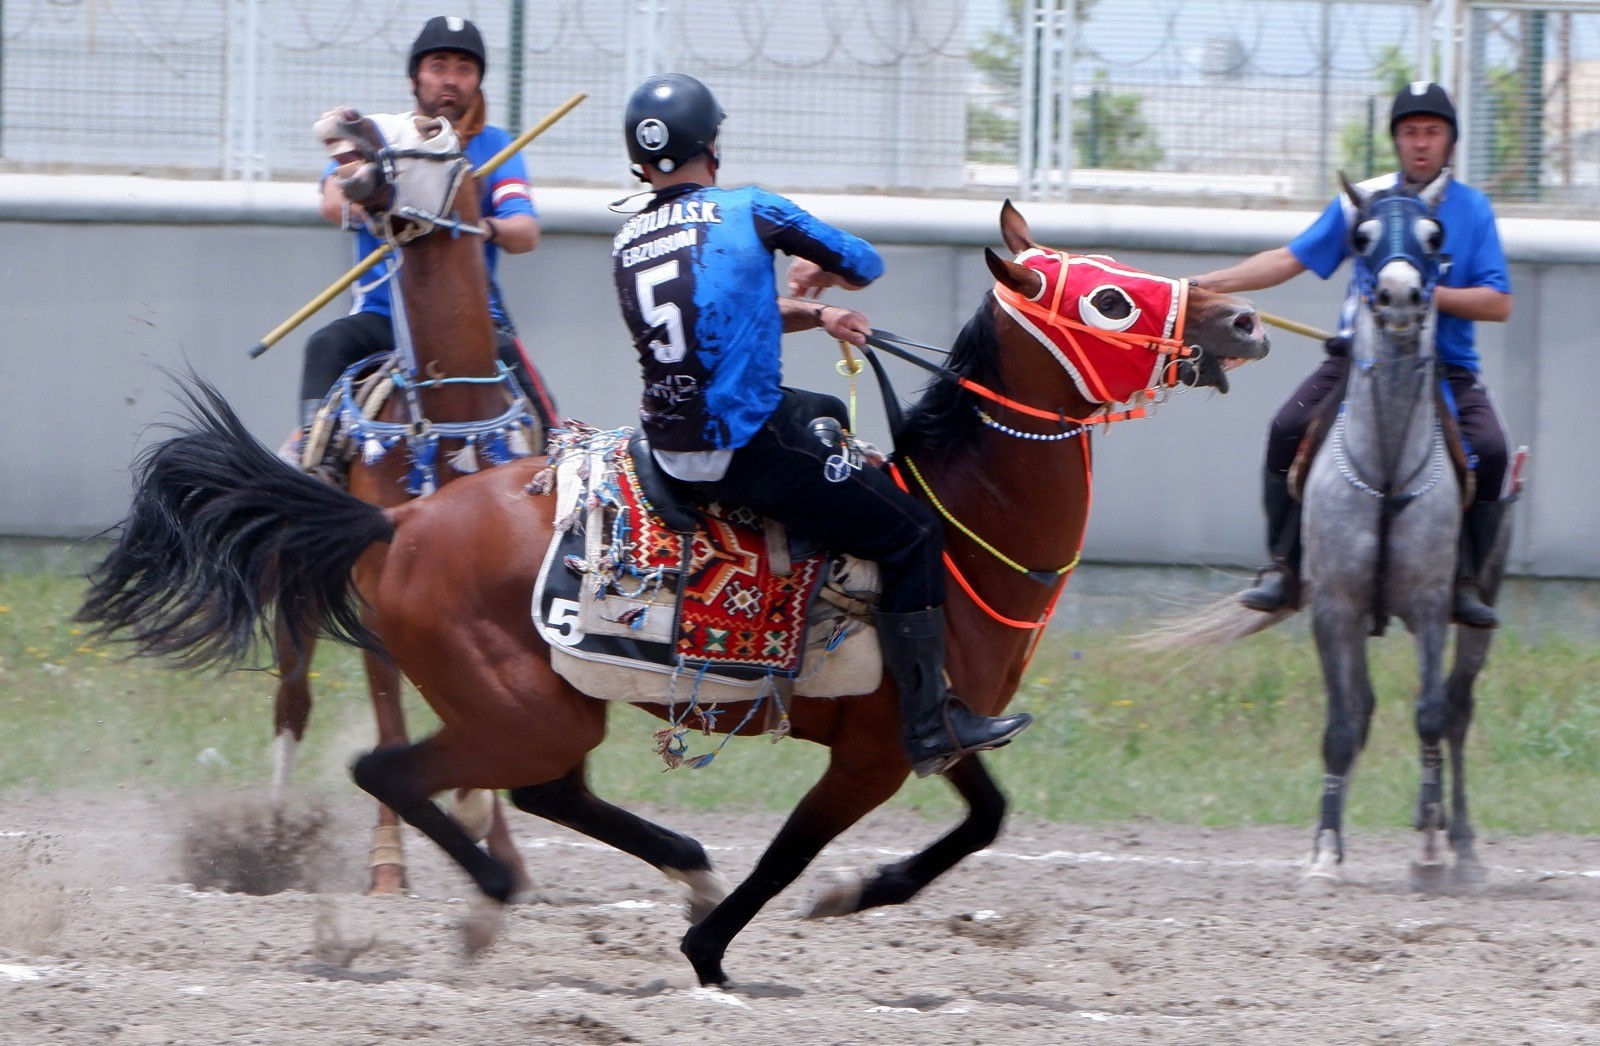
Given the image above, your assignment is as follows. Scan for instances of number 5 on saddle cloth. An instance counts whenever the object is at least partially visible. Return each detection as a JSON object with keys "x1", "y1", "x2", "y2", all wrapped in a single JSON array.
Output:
[{"x1": 530, "y1": 424, "x2": 883, "y2": 706}]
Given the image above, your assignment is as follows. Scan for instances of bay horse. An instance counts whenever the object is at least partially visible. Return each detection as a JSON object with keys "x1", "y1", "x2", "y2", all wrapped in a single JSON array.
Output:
[
  {"x1": 1156, "y1": 172, "x2": 1515, "y2": 889},
  {"x1": 272, "y1": 107, "x2": 538, "y2": 896},
  {"x1": 79, "y1": 201, "x2": 1268, "y2": 985}
]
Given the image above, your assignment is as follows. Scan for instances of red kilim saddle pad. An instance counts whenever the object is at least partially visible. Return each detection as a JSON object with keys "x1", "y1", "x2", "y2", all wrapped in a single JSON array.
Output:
[{"x1": 614, "y1": 451, "x2": 827, "y2": 674}]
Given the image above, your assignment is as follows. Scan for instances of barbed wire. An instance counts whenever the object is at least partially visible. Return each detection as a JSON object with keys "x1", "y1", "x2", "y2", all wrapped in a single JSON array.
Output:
[{"x1": 2, "y1": 0, "x2": 1595, "y2": 205}]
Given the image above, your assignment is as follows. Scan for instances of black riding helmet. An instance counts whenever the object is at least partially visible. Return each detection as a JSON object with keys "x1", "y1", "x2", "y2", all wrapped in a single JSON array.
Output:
[
  {"x1": 1390, "y1": 81, "x2": 1457, "y2": 139},
  {"x1": 625, "y1": 73, "x2": 724, "y2": 174},
  {"x1": 409, "y1": 15, "x2": 486, "y2": 77}
]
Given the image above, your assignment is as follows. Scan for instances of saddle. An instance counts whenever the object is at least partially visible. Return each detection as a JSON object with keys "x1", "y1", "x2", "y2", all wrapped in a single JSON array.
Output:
[
  {"x1": 531, "y1": 425, "x2": 883, "y2": 706},
  {"x1": 288, "y1": 354, "x2": 541, "y2": 495},
  {"x1": 279, "y1": 358, "x2": 394, "y2": 487},
  {"x1": 1287, "y1": 348, "x2": 1474, "y2": 507}
]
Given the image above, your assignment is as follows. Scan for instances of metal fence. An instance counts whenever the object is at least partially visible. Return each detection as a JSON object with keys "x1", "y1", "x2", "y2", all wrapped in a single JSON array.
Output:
[{"x1": 2, "y1": 0, "x2": 1596, "y2": 207}]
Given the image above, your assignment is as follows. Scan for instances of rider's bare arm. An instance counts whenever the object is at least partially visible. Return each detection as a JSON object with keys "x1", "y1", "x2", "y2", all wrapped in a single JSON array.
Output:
[
  {"x1": 778, "y1": 296, "x2": 870, "y2": 346},
  {"x1": 484, "y1": 213, "x2": 540, "y2": 254},
  {"x1": 1190, "y1": 247, "x2": 1307, "y2": 294},
  {"x1": 787, "y1": 257, "x2": 871, "y2": 299},
  {"x1": 1436, "y1": 285, "x2": 1512, "y2": 323}
]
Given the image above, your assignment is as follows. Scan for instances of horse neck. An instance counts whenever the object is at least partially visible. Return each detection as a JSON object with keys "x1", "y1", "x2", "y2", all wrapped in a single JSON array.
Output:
[
  {"x1": 914, "y1": 306, "x2": 1096, "y2": 617},
  {"x1": 394, "y1": 180, "x2": 500, "y2": 384},
  {"x1": 1341, "y1": 310, "x2": 1439, "y2": 475}
]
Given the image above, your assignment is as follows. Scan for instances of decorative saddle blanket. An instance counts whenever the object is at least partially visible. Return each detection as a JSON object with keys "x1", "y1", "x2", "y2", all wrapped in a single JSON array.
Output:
[{"x1": 531, "y1": 425, "x2": 883, "y2": 707}]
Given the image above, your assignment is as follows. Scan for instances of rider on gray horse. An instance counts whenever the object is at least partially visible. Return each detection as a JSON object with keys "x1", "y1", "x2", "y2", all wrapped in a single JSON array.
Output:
[{"x1": 1190, "y1": 81, "x2": 1514, "y2": 629}]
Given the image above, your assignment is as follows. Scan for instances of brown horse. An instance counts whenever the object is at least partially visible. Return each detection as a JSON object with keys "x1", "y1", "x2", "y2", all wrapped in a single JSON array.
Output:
[
  {"x1": 271, "y1": 107, "x2": 537, "y2": 897},
  {"x1": 79, "y1": 202, "x2": 1268, "y2": 986}
]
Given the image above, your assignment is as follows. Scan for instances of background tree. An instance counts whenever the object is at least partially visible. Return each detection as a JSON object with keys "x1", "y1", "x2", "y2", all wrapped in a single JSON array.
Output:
[
  {"x1": 1338, "y1": 45, "x2": 1414, "y2": 179},
  {"x1": 968, "y1": 0, "x2": 1162, "y2": 171}
]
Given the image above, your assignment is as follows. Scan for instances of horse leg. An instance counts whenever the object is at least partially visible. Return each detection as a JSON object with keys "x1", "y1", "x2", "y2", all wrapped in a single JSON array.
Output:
[
  {"x1": 680, "y1": 750, "x2": 905, "y2": 987},
  {"x1": 270, "y1": 615, "x2": 314, "y2": 806},
  {"x1": 359, "y1": 648, "x2": 535, "y2": 899},
  {"x1": 508, "y1": 763, "x2": 728, "y2": 923},
  {"x1": 350, "y1": 735, "x2": 523, "y2": 953},
  {"x1": 1443, "y1": 623, "x2": 1495, "y2": 885},
  {"x1": 1441, "y1": 513, "x2": 1510, "y2": 884},
  {"x1": 1410, "y1": 616, "x2": 1453, "y2": 891},
  {"x1": 804, "y1": 754, "x2": 1002, "y2": 918},
  {"x1": 1306, "y1": 612, "x2": 1375, "y2": 885},
  {"x1": 363, "y1": 647, "x2": 412, "y2": 896},
  {"x1": 473, "y1": 795, "x2": 538, "y2": 903}
]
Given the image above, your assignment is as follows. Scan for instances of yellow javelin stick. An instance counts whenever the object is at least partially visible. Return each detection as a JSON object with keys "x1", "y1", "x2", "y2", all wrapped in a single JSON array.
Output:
[
  {"x1": 250, "y1": 91, "x2": 588, "y2": 359},
  {"x1": 1258, "y1": 309, "x2": 1331, "y2": 343}
]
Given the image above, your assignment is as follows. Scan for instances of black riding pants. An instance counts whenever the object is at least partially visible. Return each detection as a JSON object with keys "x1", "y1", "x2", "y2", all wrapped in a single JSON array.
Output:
[
  {"x1": 692, "y1": 392, "x2": 945, "y2": 614},
  {"x1": 299, "y1": 311, "x2": 558, "y2": 430},
  {"x1": 1264, "y1": 355, "x2": 1509, "y2": 503}
]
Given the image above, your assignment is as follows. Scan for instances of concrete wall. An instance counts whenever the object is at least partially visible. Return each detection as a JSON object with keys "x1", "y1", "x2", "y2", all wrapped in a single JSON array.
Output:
[{"x1": 3, "y1": 175, "x2": 1595, "y2": 577}]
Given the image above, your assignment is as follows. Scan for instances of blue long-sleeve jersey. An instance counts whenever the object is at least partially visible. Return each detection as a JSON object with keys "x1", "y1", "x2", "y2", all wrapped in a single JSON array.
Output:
[{"x1": 612, "y1": 183, "x2": 883, "y2": 452}]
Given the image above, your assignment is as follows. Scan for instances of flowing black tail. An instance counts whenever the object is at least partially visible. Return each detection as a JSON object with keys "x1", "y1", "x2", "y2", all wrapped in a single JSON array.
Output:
[{"x1": 77, "y1": 375, "x2": 395, "y2": 670}]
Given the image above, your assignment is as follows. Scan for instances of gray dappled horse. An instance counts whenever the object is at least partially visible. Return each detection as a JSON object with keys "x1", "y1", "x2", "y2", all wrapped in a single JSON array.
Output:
[{"x1": 1159, "y1": 171, "x2": 1511, "y2": 890}]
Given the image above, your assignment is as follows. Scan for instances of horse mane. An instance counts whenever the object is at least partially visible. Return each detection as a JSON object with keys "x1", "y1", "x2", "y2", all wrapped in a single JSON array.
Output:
[{"x1": 895, "y1": 294, "x2": 1006, "y2": 460}]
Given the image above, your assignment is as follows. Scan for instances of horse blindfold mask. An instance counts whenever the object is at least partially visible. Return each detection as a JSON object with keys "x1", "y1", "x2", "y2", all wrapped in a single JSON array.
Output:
[
  {"x1": 993, "y1": 249, "x2": 1190, "y2": 406},
  {"x1": 1350, "y1": 190, "x2": 1445, "y2": 304}
]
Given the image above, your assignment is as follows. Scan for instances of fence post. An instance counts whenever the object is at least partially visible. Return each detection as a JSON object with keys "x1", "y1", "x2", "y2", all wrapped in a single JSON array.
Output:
[
  {"x1": 222, "y1": 0, "x2": 266, "y2": 180},
  {"x1": 1365, "y1": 96, "x2": 1376, "y2": 179},
  {"x1": 1019, "y1": 0, "x2": 1038, "y2": 199},
  {"x1": 509, "y1": 0, "x2": 526, "y2": 135},
  {"x1": 0, "y1": 0, "x2": 6, "y2": 159}
]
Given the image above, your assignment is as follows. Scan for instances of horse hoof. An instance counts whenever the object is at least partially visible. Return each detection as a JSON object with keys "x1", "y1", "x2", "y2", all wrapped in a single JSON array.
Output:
[
  {"x1": 1451, "y1": 859, "x2": 1487, "y2": 889},
  {"x1": 666, "y1": 867, "x2": 731, "y2": 925},
  {"x1": 462, "y1": 897, "x2": 507, "y2": 957},
  {"x1": 366, "y1": 863, "x2": 407, "y2": 897},
  {"x1": 680, "y1": 929, "x2": 729, "y2": 987},
  {"x1": 1298, "y1": 869, "x2": 1340, "y2": 895},
  {"x1": 449, "y1": 788, "x2": 495, "y2": 844},
  {"x1": 1300, "y1": 846, "x2": 1343, "y2": 891},
  {"x1": 1409, "y1": 859, "x2": 1450, "y2": 893},
  {"x1": 506, "y1": 883, "x2": 549, "y2": 907},
  {"x1": 803, "y1": 868, "x2": 866, "y2": 919}
]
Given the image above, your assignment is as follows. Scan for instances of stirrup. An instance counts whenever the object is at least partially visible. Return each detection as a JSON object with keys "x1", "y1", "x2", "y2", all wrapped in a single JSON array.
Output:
[{"x1": 907, "y1": 701, "x2": 1031, "y2": 777}]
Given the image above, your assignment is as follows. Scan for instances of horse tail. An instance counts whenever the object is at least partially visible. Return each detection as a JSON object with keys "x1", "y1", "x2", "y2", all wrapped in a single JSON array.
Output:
[
  {"x1": 77, "y1": 374, "x2": 394, "y2": 670},
  {"x1": 1133, "y1": 588, "x2": 1304, "y2": 650}
]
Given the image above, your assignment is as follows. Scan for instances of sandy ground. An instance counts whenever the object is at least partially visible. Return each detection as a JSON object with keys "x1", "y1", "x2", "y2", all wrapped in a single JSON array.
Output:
[{"x1": 2, "y1": 789, "x2": 1599, "y2": 1045}]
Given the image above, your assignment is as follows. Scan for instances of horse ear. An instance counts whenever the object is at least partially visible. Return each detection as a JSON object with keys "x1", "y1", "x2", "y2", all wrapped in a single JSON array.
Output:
[
  {"x1": 985, "y1": 247, "x2": 1044, "y2": 299},
  {"x1": 1338, "y1": 171, "x2": 1368, "y2": 211},
  {"x1": 999, "y1": 198, "x2": 1037, "y2": 257},
  {"x1": 1418, "y1": 167, "x2": 1450, "y2": 208}
]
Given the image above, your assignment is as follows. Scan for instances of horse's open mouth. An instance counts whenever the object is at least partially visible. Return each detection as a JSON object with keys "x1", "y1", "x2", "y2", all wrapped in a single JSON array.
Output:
[{"x1": 1180, "y1": 351, "x2": 1253, "y2": 394}]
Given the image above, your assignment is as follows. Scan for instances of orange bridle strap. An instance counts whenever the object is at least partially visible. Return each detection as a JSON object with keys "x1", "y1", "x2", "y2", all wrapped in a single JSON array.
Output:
[
  {"x1": 957, "y1": 377, "x2": 1152, "y2": 426},
  {"x1": 888, "y1": 455, "x2": 1087, "y2": 636}
]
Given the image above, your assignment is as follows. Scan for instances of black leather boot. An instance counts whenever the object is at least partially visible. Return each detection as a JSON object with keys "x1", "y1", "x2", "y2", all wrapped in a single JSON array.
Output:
[
  {"x1": 1452, "y1": 500, "x2": 1507, "y2": 629},
  {"x1": 875, "y1": 608, "x2": 1033, "y2": 778},
  {"x1": 1240, "y1": 470, "x2": 1303, "y2": 612}
]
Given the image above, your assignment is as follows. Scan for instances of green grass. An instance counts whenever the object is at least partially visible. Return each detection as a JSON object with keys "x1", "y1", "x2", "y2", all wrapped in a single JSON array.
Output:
[{"x1": 5, "y1": 567, "x2": 1599, "y2": 835}]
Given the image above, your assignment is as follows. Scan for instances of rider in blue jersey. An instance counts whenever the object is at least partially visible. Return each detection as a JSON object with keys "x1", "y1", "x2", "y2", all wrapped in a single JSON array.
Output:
[
  {"x1": 298, "y1": 16, "x2": 558, "y2": 440},
  {"x1": 1193, "y1": 82, "x2": 1515, "y2": 628},
  {"x1": 612, "y1": 73, "x2": 1031, "y2": 777}
]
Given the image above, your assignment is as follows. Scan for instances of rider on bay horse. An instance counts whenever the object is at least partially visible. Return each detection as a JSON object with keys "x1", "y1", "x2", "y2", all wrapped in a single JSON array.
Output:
[
  {"x1": 298, "y1": 16, "x2": 559, "y2": 444},
  {"x1": 611, "y1": 73, "x2": 1032, "y2": 777},
  {"x1": 1191, "y1": 82, "x2": 1515, "y2": 628}
]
